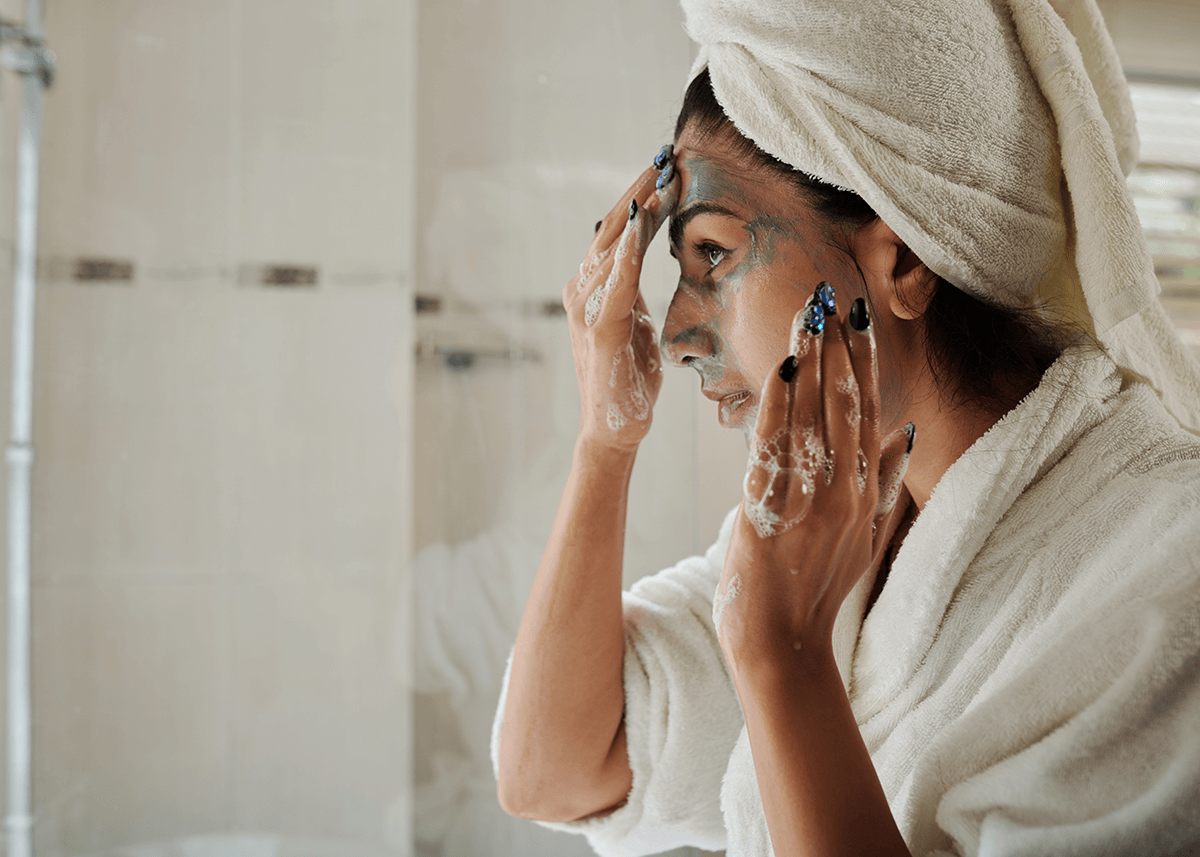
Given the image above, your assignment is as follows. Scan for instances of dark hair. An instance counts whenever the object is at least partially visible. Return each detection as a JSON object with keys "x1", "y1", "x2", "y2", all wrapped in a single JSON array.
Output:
[{"x1": 675, "y1": 68, "x2": 1068, "y2": 413}]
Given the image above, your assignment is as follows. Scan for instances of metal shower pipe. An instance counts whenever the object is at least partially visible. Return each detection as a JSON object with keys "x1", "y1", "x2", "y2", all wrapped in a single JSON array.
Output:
[{"x1": 1, "y1": 0, "x2": 54, "y2": 854}]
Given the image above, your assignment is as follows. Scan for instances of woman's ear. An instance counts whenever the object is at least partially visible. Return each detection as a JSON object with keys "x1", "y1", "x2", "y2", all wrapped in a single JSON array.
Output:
[{"x1": 851, "y1": 219, "x2": 936, "y2": 321}]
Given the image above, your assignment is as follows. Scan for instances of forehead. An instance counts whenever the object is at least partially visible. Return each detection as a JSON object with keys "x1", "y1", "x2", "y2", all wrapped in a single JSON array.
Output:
[{"x1": 671, "y1": 127, "x2": 811, "y2": 230}]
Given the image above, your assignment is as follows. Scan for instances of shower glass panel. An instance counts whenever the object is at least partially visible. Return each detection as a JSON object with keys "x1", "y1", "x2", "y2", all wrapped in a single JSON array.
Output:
[
  {"x1": 408, "y1": 2, "x2": 745, "y2": 856},
  {"x1": 13, "y1": 1, "x2": 416, "y2": 854}
]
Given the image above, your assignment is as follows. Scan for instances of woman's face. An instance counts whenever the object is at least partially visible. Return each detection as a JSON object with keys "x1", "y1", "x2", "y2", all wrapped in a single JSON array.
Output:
[{"x1": 662, "y1": 126, "x2": 867, "y2": 436}]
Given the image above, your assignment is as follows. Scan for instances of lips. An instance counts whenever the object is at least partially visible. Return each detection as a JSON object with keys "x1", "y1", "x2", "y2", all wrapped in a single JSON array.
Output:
[{"x1": 717, "y1": 390, "x2": 753, "y2": 427}]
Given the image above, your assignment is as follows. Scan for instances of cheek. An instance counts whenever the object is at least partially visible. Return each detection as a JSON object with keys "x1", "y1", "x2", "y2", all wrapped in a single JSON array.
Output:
[
  {"x1": 871, "y1": 322, "x2": 911, "y2": 428},
  {"x1": 720, "y1": 286, "x2": 801, "y2": 387}
]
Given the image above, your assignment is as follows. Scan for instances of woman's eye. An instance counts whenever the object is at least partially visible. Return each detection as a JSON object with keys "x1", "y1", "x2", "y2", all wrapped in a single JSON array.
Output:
[{"x1": 702, "y1": 244, "x2": 727, "y2": 269}]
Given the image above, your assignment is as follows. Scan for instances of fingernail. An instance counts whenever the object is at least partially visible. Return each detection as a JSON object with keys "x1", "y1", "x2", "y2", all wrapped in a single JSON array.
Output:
[
  {"x1": 904, "y1": 421, "x2": 916, "y2": 453},
  {"x1": 653, "y1": 144, "x2": 673, "y2": 171},
  {"x1": 815, "y1": 282, "x2": 836, "y2": 316},
  {"x1": 656, "y1": 161, "x2": 674, "y2": 189},
  {"x1": 800, "y1": 300, "x2": 825, "y2": 335},
  {"x1": 849, "y1": 297, "x2": 869, "y2": 331},
  {"x1": 629, "y1": 199, "x2": 638, "y2": 221},
  {"x1": 779, "y1": 355, "x2": 798, "y2": 383},
  {"x1": 595, "y1": 220, "x2": 603, "y2": 234}
]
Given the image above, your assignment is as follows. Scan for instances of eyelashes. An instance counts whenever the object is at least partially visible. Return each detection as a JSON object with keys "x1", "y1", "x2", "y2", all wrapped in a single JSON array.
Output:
[
  {"x1": 670, "y1": 239, "x2": 731, "y2": 275},
  {"x1": 697, "y1": 241, "x2": 728, "y2": 271}
]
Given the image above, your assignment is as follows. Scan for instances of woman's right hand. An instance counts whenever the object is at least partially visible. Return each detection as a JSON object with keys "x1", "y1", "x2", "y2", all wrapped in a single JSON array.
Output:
[{"x1": 563, "y1": 160, "x2": 679, "y2": 451}]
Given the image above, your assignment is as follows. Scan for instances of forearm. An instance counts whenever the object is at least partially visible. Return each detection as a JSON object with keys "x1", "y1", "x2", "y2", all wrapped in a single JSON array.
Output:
[
  {"x1": 734, "y1": 644, "x2": 911, "y2": 857},
  {"x1": 497, "y1": 437, "x2": 636, "y2": 821}
]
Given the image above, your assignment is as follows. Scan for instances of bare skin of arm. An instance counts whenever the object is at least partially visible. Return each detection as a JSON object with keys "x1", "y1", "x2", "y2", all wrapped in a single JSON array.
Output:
[
  {"x1": 496, "y1": 166, "x2": 678, "y2": 822},
  {"x1": 736, "y1": 642, "x2": 912, "y2": 856}
]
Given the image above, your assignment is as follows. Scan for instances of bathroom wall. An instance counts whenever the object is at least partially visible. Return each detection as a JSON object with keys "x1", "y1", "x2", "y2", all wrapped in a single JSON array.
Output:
[
  {"x1": 0, "y1": 1, "x2": 416, "y2": 854},
  {"x1": 1098, "y1": 0, "x2": 1200, "y2": 76},
  {"x1": 1100, "y1": 0, "x2": 1200, "y2": 351}
]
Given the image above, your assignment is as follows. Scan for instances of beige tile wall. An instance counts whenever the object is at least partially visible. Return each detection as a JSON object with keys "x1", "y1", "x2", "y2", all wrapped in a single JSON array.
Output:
[{"x1": 0, "y1": 0, "x2": 416, "y2": 853}]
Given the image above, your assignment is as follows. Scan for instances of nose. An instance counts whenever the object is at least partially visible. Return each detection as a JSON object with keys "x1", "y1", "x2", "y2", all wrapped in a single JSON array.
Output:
[{"x1": 660, "y1": 284, "x2": 719, "y2": 368}]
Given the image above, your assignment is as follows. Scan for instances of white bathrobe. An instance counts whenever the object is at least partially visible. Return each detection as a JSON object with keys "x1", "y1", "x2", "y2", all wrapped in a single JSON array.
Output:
[{"x1": 492, "y1": 347, "x2": 1200, "y2": 856}]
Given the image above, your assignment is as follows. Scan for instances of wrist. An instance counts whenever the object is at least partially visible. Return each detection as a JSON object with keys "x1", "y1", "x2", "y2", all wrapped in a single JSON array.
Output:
[
  {"x1": 724, "y1": 629, "x2": 839, "y2": 692},
  {"x1": 574, "y1": 434, "x2": 640, "y2": 471}
]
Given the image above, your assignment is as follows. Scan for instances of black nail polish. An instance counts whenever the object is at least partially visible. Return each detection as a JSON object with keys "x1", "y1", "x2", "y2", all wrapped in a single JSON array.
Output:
[
  {"x1": 629, "y1": 199, "x2": 638, "y2": 220},
  {"x1": 904, "y1": 421, "x2": 916, "y2": 453},
  {"x1": 849, "y1": 297, "x2": 869, "y2": 331},
  {"x1": 779, "y1": 355, "x2": 798, "y2": 383},
  {"x1": 594, "y1": 220, "x2": 603, "y2": 234}
]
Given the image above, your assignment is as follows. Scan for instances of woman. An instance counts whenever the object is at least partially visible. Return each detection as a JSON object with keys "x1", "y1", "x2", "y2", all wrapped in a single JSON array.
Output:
[{"x1": 494, "y1": 0, "x2": 1200, "y2": 855}]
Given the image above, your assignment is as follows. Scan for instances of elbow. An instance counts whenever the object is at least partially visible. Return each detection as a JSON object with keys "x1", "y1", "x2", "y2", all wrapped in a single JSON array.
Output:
[
  {"x1": 495, "y1": 720, "x2": 630, "y2": 822},
  {"x1": 496, "y1": 773, "x2": 573, "y2": 822},
  {"x1": 497, "y1": 768, "x2": 608, "y2": 823},
  {"x1": 496, "y1": 774, "x2": 540, "y2": 820}
]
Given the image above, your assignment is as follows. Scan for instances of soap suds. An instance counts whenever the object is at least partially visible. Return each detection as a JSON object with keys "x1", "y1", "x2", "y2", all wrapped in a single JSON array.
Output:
[
  {"x1": 584, "y1": 284, "x2": 606, "y2": 326},
  {"x1": 836, "y1": 374, "x2": 861, "y2": 427},
  {"x1": 742, "y1": 425, "x2": 831, "y2": 538},
  {"x1": 712, "y1": 573, "x2": 742, "y2": 637}
]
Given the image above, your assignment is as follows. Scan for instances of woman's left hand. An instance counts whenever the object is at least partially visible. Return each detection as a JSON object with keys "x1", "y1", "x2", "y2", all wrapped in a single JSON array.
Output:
[{"x1": 715, "y1": 287, "x2": 913, "y2": 671}]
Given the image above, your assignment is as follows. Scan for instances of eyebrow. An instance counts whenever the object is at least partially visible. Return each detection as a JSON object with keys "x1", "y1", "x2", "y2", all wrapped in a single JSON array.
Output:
[{"x1": 668, "y1": 201, "x2": 743, "y2": 251}]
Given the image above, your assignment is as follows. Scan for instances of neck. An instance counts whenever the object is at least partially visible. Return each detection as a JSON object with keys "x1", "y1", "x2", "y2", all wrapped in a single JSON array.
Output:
[{"x1": 899, "y1": 384, "x2": 1016, "y2": 511}]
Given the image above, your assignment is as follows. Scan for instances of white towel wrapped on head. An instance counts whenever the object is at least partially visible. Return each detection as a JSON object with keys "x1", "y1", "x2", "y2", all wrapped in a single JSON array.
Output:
[{"x1": 680, "y1": 0, "x2": 1200, "y2": 429}]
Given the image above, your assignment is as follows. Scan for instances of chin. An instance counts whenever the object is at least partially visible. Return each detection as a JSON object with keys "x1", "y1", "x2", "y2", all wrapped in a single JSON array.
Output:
[{"x1": 737, "y1": 405, "x2": 760, "y2": 445}]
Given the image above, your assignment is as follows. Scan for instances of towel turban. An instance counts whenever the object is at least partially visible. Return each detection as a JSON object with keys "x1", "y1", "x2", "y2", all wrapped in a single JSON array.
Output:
[{"x1": 680, "y1": 0, "x2": 1200, "y2": 430}]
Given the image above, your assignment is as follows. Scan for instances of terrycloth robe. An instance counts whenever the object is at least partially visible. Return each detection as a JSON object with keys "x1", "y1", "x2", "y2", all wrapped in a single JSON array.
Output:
[{"x1": 492, "y1": 347, "x2": 1200, "y2": 856}]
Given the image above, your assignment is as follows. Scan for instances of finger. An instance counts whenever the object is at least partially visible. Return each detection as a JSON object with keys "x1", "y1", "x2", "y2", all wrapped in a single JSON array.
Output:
[
  {"x1": 595, "y1": 148, "x2": 679, "y2": 258},
  {"x1": 593, "y1": 200, "x2": 642, "y2": 324},
  {"x1": 579, "y1": 144, "x2": 680, "y2": 311},
  {"x1": 566, "y1": 248, "x2": 616, "y2": 325},
  {"x1": 577, "y1": 146, "x2": 683, "y2": 333},
  {"x1": 789, "y1": 304, "x2": 819, "y2": 360},
  {"x1": 741, "y1": 309, "x2": 825, "y2": 538},
  {"x1": 845, "y1": 297, "x2": 881, "y2": 482},
  {"x1": 597, "y1": 197, "x2": 667, "y2": 326},
  {"x1": 643, "y1": 159, "x2": 681, "y2": 234},
  {"x1": 631, "y1": 289, "x2": 651, "y2": 318},
  {"x1": 588, "y1": 168, "x2": 659, "y2": 258},
  {"x1": 787, "y1": 297, "x2": 827, "y2": 489},
  {"x1": 630, "y1": 292, "x2": 662, "y2": 375},
  {"x1": 742, "y1": 353, "x2": 797, "y2": 538},
  {"x1": 576, "y1": 245, "x2": 612, "y2": 292},
  {"x1": 599, "y1": 149, "x2": 682, "y2": 312},
  {"x1": 571, "y1": 229, "x2": 623, "y2": 323},
  {"x1": 875, "y1": 422, "x2": 914, "y2": 523},
  {"x1": 821, "y1": 309, "x2": 861, "y2": 494}
]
